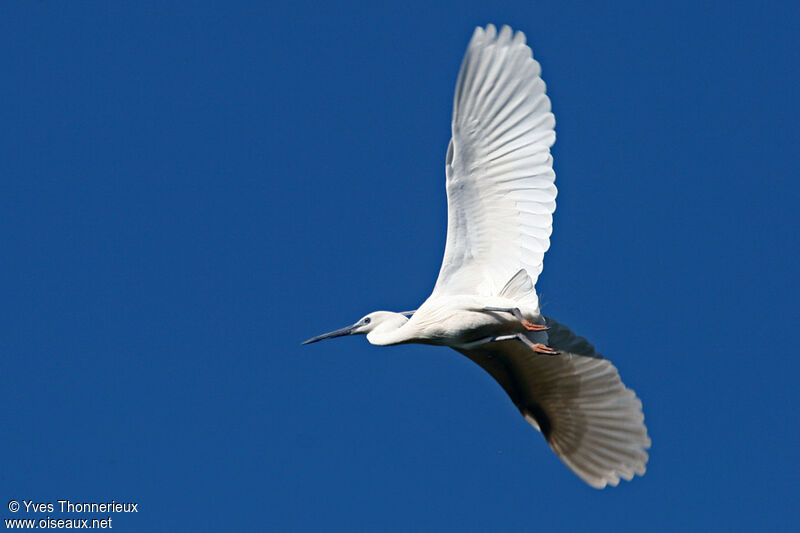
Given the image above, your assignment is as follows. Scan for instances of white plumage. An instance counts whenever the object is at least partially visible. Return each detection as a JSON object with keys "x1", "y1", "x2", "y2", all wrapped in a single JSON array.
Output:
[
  {"x1": 435, "y1": 24, "x2": 556, "y2": 303},
  {"x1": 304, "y1": 24, "x2": 651, "y2": 489}
]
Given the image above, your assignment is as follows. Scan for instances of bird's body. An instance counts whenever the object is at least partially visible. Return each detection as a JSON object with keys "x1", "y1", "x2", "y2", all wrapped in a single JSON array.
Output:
[
  {"x1": 369, "y1": 294, "x2": 539, "y2": 347},
  {"x1": 304, "y1": 24, "x2": 650, "y2": 489}
]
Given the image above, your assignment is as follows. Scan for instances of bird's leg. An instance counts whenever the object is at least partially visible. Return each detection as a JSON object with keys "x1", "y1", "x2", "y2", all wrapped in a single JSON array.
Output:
[
  {"x1": 461, "y1": 333, "x2": 559, "y2": 355},
  {"x1": 457, "y1": 336, "x2": 502, "y2": 350},
  {"x1": 482, "y1": 307, "x2": 549, "y2": 331}
]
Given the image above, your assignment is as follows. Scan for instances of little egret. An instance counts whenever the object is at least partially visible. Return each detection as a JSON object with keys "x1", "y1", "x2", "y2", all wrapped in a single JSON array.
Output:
[{"x1": 304, "y1": 24, "x2": 650, "y2": 488}]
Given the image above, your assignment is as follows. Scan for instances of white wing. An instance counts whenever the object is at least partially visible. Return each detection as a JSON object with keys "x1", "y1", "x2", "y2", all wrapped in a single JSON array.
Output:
[{"x1": 432, "y1": 24, "x2": 556, "y2": 300}]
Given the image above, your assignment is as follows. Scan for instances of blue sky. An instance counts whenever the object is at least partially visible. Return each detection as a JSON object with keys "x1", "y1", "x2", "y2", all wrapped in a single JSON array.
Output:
[{"x1": 1, "y1": 1, "x2": 798, "y2": 531}]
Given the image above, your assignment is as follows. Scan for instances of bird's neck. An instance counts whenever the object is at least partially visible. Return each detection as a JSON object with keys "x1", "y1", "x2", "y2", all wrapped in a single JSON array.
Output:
[{"x1": 367, "y1": 314, "x2": 411, "y2": 346}]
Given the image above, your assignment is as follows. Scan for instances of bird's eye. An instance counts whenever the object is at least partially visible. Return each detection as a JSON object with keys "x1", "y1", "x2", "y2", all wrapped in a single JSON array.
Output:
[{"x1": 363, "y1": 318, "x2": 371, "y2": 324}]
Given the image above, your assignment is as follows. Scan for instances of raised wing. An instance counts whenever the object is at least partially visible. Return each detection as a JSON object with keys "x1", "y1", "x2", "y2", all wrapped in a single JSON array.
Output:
[
  {"x1": 459, "y1": 318, "x2": 650, "y2": 488},
  {"x1": 432, "y1": 25, "x2": 557, "y2": 299}
]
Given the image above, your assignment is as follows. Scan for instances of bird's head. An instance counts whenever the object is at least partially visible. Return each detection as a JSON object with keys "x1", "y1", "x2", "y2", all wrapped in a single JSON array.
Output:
[{"x1": 302, "y1": 311, "x2": 409, "y2": 345}]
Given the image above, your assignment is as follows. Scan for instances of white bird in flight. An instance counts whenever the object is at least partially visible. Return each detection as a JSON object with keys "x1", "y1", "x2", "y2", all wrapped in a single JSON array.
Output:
[{"x1": 304, "y1": 24, "x2": 650, "y2": 488}]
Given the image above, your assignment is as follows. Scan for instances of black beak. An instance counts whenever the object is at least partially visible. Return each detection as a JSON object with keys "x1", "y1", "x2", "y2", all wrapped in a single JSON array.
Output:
[{"x1": 302, "y1": 325, "x2": 356, "y2": 345}]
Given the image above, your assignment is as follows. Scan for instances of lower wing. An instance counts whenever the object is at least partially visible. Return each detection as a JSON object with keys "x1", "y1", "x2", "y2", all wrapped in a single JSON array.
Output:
[{"x1": 458, "y1": 317, "x2": 650, "y2": 488}]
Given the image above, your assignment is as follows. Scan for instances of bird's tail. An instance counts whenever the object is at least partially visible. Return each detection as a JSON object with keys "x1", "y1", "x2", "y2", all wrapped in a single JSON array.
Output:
[{"x1": 521, "y1": 317, "x2": 651, "y2": 488}]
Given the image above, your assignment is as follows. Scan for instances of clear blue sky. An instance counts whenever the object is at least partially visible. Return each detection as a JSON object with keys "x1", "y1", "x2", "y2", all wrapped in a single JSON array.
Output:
[{"x1": 2, "y1": 1, "x2": 798, "y2": 531}]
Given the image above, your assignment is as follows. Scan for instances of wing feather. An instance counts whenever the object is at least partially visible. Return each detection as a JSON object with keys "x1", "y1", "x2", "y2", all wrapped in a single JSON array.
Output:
[
  {"x1": 458, "y1": 318, "x2": 650, "y2": 489},
  {"x1": 433, "y1": 25, "x2": 557, "y2": 300}
]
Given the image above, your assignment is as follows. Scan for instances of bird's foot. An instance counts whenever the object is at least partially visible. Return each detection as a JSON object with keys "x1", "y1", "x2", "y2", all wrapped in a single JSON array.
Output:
[
  {"x1": 482, "y1": 307, "x2": 548, "y2": 331},
  {"x1": 530, "y1": 343, "x2": 559, "y2": 355},
  {"x1": 512, "y1": 333, "x2": 559, "y2": 355},
  {"x1": 490, "y1": 333, "x2": 559, "y2": 355},
  {"x1": 521, "y1": 319, "x2": 548, "y2": 331}
]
